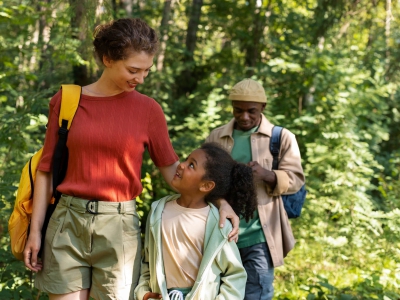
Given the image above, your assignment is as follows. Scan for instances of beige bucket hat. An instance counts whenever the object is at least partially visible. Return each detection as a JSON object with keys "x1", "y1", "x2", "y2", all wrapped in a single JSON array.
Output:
[{"x1": 228, "y1": 79, "x2": 267, "y2": 103}]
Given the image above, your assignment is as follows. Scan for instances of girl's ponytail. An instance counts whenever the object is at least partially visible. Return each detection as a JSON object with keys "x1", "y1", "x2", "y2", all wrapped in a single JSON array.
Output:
[
  {"x1": 201, "y1": 142, "x2": 257, "y2": 221},
  {"x1": 228, "y1": 163, "x2": 257, "y2": 222}
]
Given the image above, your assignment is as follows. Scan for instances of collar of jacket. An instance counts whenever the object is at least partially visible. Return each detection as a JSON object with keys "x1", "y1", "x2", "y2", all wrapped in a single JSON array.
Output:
[
  {"x1": 218, "y1": 114, "x2": 274, "y2": 138},
  {"x1": 149, "y1": 194, "x2": 232, "y2": 299}
]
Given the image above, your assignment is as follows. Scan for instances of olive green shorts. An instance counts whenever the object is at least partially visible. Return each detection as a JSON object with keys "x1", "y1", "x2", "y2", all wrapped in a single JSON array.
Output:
[{"x1": 35, "y1": 194, "x2": 141, "y2": 300}]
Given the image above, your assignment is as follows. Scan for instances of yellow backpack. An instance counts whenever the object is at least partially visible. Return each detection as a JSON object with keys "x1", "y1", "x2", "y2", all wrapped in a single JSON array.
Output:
[{"x1": 8, "y1": 84, "x2": 81, "y2": 260}]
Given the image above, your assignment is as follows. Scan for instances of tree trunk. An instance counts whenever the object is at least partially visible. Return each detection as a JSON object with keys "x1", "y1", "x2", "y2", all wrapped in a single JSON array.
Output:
[
  {"x1": 132, "y1": 0, "x2": 144, "y2": 15},
  {"x1": 245, "y1": 0, "x2": 262, "y2": 76},
  {"x1": 121, "y1": 0, "x2": 133, "y2": 17},
  {"x1": 185, "y1": 0, "x2": 203, "y2": 59},
  {"x1": 245, "y1": 0, "x2": 270, "y2": 77},
  {"x1": 70, "y1": 0, "x2": 90, "y2": 85},
  {"x1": 175, "y1": 0, "x2": 203, "y2": 97},
  {"x1": 35, "y1": 0, "x2": 54, "y2": 89},
  {"x1": 156, "y1": 0, "x2": 174, "y2": 73},
  {"x1": 385, "y1": 0, "x2": 391, "y2": 72},
  {"x1": 37, "y1": 1, "x2": 48, "y2": 72},
  {"x1": 111, "y1": 0, "x2": 118, "y2": 18}
]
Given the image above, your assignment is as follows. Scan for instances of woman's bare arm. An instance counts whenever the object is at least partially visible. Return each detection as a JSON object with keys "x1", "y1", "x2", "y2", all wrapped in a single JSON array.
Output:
[{"x1": 23, "y1": 170, "x2": 52, "y2": 272}]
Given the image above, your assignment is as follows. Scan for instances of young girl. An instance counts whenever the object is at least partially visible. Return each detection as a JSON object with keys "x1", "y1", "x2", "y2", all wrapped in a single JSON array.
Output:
[{"x1": 135, "y1": 142, "x2": 258, "y2": 300}]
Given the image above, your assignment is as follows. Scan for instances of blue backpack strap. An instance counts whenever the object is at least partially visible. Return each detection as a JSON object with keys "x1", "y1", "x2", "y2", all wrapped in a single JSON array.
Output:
[{"x1": 270, "y1": 126, "x2": 283, "y2": 170}]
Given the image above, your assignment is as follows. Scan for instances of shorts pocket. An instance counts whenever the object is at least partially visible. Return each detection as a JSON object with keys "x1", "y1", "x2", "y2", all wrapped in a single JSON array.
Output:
[
  {"x1": 43, "y1": 218, "x2": 61, "y2": 275},
  {"x1": 122, "y1": 212, "x2": 140, "y2": 240},
  {"x1": 122, "y1": 228, "x2": 141, "y2": 286}
]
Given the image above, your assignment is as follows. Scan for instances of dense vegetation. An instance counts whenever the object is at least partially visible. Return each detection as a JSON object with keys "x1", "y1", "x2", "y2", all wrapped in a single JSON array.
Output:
[{"x1": 1, "y1": 0, "x2": 399, "y2": 299}]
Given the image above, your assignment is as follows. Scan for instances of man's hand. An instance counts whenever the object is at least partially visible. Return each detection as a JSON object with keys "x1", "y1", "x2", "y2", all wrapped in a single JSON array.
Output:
[
  {"x1": 143, "y1": 292, "x2": 162, "y2": 300},
  {"x1": 216, "y1": 199, "x2": 240, "y2": 242},
  {"x1": 248, "y1": 161, "x2": 277, "y2": 188}
]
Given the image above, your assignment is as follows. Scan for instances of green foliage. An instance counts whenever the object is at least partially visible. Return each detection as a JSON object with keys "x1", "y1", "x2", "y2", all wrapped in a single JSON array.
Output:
[{"x1": 1, "y1": 0, "x2": 400, "y2": 299}]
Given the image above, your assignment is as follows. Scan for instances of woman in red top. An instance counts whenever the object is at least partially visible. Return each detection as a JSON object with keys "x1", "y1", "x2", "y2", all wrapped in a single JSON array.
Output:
[{"x1": 23, "y1": 18, "x2": 238, "y2": 300}]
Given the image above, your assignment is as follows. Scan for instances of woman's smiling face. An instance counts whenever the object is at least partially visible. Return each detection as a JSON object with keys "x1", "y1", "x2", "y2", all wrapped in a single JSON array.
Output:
[{"x1": 103, "y1": 51, "x2": 154, "y2": 93}]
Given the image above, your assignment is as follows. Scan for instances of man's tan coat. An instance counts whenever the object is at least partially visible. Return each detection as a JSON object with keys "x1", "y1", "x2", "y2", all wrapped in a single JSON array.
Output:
[{"x1": 206, "y1": 114, "x2": 305, "y2": 267}]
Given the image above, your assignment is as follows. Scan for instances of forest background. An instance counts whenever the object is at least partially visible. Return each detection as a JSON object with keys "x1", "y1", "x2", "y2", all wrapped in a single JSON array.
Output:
[{"x1": 1, "y1": 0, "x2": 400, "y2": 299}]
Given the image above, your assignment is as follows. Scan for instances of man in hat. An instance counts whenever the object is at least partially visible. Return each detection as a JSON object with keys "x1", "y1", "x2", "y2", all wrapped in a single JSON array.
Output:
[{"x1": 206, "y1": 78, "x2": 305, "y2": 300}]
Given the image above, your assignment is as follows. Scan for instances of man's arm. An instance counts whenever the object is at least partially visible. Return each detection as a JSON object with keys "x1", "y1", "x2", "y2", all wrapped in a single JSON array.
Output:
[
  {"x1": 252, "y1": 130, "x2": 305, "y2": 196},
  {"x1": 247, "y1": 161, "x2": 277, "y2": 189},
  {"x1": 271, "y1": 130, "x2": 305, "y2": 195}
]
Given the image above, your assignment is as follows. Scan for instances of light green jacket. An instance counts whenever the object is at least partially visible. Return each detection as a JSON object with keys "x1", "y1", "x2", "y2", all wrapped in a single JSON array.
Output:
[{"x1": 134, "y1": 194, "x2": 247, "y2": 300}]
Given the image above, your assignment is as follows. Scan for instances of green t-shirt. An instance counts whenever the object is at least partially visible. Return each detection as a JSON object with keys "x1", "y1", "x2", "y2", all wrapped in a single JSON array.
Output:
[{"x1": 231, "y1": 127, "x2": 266, "y2": 249}]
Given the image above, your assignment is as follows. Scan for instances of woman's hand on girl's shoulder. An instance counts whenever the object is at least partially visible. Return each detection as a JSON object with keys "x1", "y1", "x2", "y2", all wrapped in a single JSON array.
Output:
[{"x1": 216, "y1": 199, "x2": 240, "y2": 243}]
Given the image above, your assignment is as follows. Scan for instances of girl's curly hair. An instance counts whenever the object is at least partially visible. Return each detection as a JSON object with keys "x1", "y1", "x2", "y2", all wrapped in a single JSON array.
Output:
[
  {"x1": 93, "y1": 18, "x2": 159, "y2": 65},
  {"x1": 200, "y1": 142, "x2": 257, "y2": 222}
]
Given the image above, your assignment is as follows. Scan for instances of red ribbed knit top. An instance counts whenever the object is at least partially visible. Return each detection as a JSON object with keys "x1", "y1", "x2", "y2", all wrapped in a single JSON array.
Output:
[{"x1": 38, "y1": 89, "x2": 178, "y2": 202}]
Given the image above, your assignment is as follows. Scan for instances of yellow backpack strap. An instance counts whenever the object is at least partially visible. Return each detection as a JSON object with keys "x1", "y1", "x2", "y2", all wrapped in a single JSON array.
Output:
[
  {"x1": 59, "y1": 84, "x2": 82, "y2": 129},
  {"x1": 52, "y1": 84, "x2": 81, "y2": 199}
]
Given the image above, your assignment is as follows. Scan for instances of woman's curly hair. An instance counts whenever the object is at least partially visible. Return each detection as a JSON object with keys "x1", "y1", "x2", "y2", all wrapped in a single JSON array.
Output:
[
  {"x1": 93, "y1": 18, "x2": 159, "y2": 64},
  {"x1": 200, "y1": 142, "x2": 257, "y2": 222}
]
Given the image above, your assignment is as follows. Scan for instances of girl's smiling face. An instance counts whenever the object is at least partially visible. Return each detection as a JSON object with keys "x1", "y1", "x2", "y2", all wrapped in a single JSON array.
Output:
[{"x1": 171, "y1": 149, "x2": 209, "y2": 193}]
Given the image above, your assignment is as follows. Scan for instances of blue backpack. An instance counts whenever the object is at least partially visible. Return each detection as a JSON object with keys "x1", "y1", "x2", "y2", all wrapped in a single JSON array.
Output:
[{"x1": 270, "y1": 126, "x2": 306, "y2": 218}]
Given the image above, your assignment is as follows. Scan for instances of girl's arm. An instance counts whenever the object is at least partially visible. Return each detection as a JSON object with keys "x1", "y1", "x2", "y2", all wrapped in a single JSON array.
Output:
[{"x1": 23, "y1": 170, "x2": 53, "y2": 272}]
